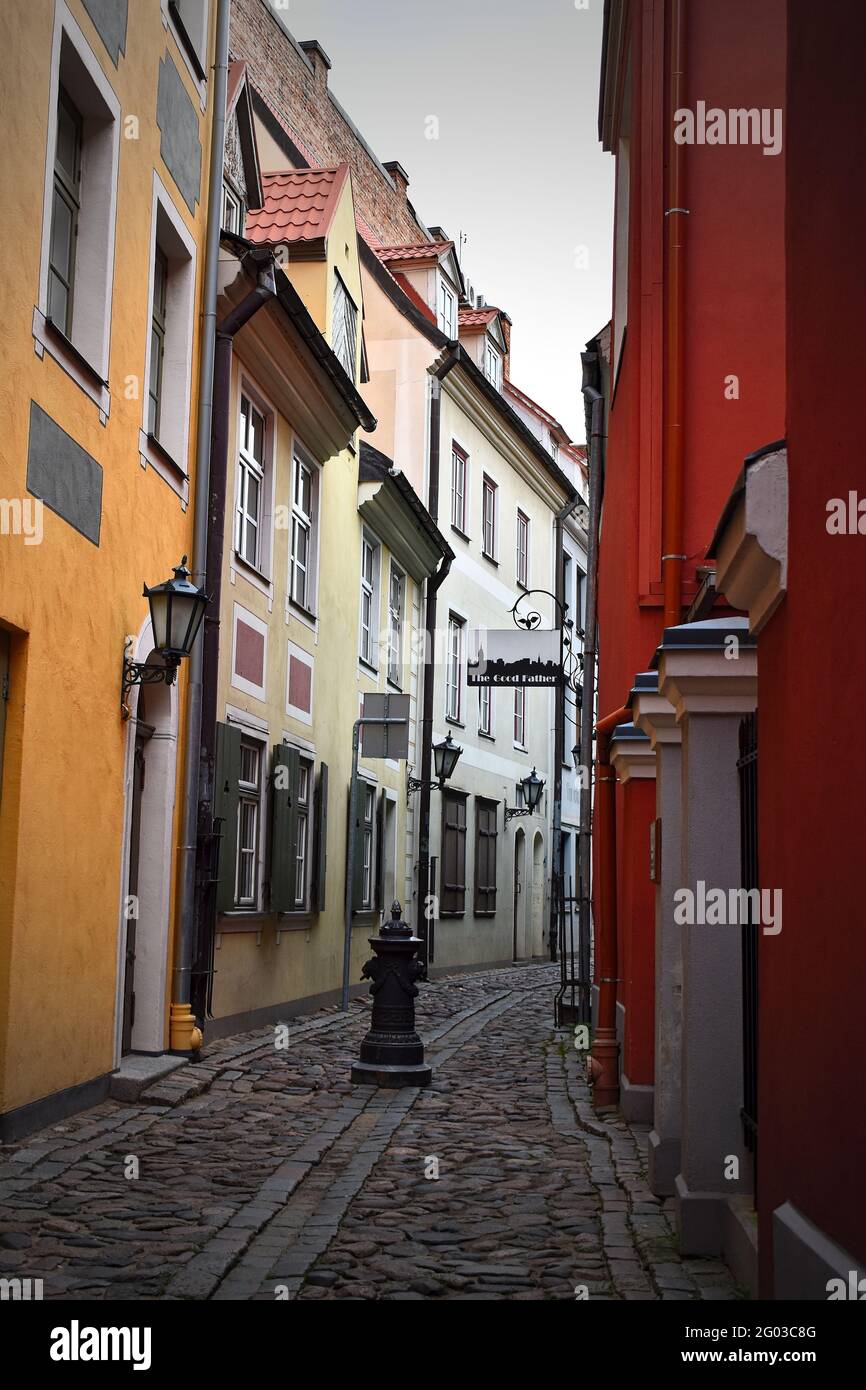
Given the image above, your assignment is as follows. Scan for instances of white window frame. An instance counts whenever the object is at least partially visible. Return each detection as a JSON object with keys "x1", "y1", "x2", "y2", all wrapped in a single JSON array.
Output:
[
  {"x1": 387, "y1": 563, "x2": 404, "y2": 686},
  {"x1": 482, "y1": 474, "x2": 497, "y2": 559},
  {"x1": 35, "y1": 2, "x2": 121, "y2": 421},
  {"x1": 332, "y1": 269, "x2": 358, "y2": 380},
  {"x1": 514, "y1": 687, "x2": 526, "y2": 748},
  {"x1": 516, "y1": 509, "x2": 530, "y2": 587},
  {"x1": 484, "y1": 339, "x2": 503, "y2": 391},
  {"x1": 161, "y1": 0, "x2": 209, "y2": 111},
  {"x1": 446, "y1": 615, "x2": 464, "y2": 723},
  {"x1": 289, "y1": 448, "x2": 319, "y2": 614},
  {"x1": 438, "y1": 277, "x2": 456, "y2": 337},
  {"x1": 222, "y1": 180, "x2": 243, "y2": 234},
  {"x1": 359, "y1": 532, "x2": 381, "y2": 669},
  {"x1": 451, "y1": 443, "x2": 468, "y2": 533},
  {"x1": 478, "y1": 682, "x2": 493, "y2": 738},
  {"x1": 235, "y1": 392, "x2": 268, "y2": 570},
  {"x1": 294, "y1": 759, "x2": 311, "y2": 909},
  {"x1": 139, "y1": 173, "x2": 197, "y2": 501},
  {"x1": 236, "y1": 736, "x2": 263, "y2": 909},
  {"x1": 361, "y1": 781, "x2": 376, "y2": 909},
  {"x1": 230, "y1": 603, "x2": 268, "y2": 702},
  {"x1": 286, "y1": 640, "x2": 315, "y2": 726}
]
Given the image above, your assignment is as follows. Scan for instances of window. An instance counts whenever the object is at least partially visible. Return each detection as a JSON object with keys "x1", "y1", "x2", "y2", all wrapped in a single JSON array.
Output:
[
  {"x1": 446, "y1": 615, "x2": 464, "y2": 722},
  {"x1": 514, "y1": 687, "x2": 526, "y2": 746},
  {"x1": 362, "y1": 782, "x2": 375, "y2": 909},
  {"x1": 441, "y1": 792, "x2": 467, "y2": 915},
  {"x1": 359, "y1": 534, "x2": 380, "y2": 667},
  {"x1": 236, "y1": 738, "x2": 262, "y2": 907},
  {"x1": 290, "y1": 452, "x2": 317, "y2": 611},
  {"x1": 478, "y1": 683, "x2": 492, "y2": 738},
  {"x1": 516, "y1": 509, "x2": 530, "y2": 587},
  {"x1": 475, "y1": 799, "x2": 498, "y2": 915},
  {"x1": 48, "y1": 87, "x2": 82, "y2": 337},
  {"x1": 438, "y1": 278, "x2": 456, "y2": 337},
  {"x1": 451, "y1": 443, "x2": 467, "y2": 532},
  {"x1": 333, "y1": 271, "x2": 358, "y2": 379},
  {"x1": 222, "y1": 180, "x2": 243, "y2": 234},
  {"x1": 236, "y1": 395, "x2": 266, "y2": 568},
  {"x1": 387, "y1": 563, "x2": 404, "y2": 685},
  {"x1": 168, "y1": 0, "x2": 209, "y2": 80},
  {"x1": 294, "y1": 761, "x2": 311, "y2": 908},
  {"x1": 484, "y1": 340, "x2": 503, "y2": 391},
  {"x1": 482, "y1": 475, "x2": 497, "y2": 558},
  {"x1": 147, "y1": 247, "x2": 168, "y2": 438}
]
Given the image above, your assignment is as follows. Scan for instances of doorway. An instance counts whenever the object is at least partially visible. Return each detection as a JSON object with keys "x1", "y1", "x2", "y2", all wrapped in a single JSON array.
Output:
[
  {"x1": 531, "y1": 831, "x2": 545, "y2": 958},
  {"x1": 122, "y1": 688, "x2": 154, "y2": 1053},
  {"x1": 512, "y1": 828, "x2": 525, "y2": 961}
]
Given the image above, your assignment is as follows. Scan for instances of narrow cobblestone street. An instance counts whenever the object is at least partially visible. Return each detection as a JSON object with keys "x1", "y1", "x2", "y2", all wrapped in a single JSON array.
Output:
[{"x1": 0, "y1": 966, "x2": 740, "y2": 1302}]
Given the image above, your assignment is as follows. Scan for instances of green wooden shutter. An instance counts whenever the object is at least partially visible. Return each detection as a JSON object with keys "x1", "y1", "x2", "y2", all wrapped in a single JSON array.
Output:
[
  {"x1": 313, "y1": 762, "x2": 328, "y2": 913},
  {"x1": 349, "y1": 776, "x2": 366, "y2": 912},
  {"x1": 214, "y1": 721, "x2": 241, "y2": 913},
  {"x1": 270, "y1": 743, "x2": 300, "y2": 912},
  {"x1": 374, "y1": 789, "x2": 386, "y2": 913}
]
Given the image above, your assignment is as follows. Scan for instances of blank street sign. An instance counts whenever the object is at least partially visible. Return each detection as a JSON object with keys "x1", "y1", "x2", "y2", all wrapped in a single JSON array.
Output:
[{"x1": 361, "y1": 692, "x2": 410, "y2": 759}]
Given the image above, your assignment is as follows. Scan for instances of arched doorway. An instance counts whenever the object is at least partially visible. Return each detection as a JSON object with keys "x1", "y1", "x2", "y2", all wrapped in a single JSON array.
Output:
[
  {"x1": 117, "y1": 631, "x2": 178, "y2": 1057},
  {"x1": 512, "y1": 828, "x2": 525, "y2": 961},
  {"x1": 531, "y1": 832, "x2": 545, "y2": 958}
]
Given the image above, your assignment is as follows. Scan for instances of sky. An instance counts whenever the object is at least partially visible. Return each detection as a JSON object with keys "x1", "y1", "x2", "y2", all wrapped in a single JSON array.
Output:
[{"x1": 274, "y1": 0, "x2": 614, "y2": 441}]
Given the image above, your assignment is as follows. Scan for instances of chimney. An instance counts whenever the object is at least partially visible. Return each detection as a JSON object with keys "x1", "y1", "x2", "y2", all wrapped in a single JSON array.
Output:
[
  {"x1": 500, "y1": 313, "x2": 512, "y2": 381},
  {"x1": 300, "y1": 39, "x2": 332, "y2": 87},
  {"x1": 384, "y1": 160, "x2": 410, "y2": 202}
]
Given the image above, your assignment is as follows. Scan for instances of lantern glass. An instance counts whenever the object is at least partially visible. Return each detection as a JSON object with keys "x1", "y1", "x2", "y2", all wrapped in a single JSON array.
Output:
[
  {"x1": 433, "y1": 733, "x2": 462, "y2": 784},
  {"x1": 144, "y1": 558, "x2": 208, "y2": 663},
  {"x1": 521, "y1": 766, "x2": 544, "y2": 813}
]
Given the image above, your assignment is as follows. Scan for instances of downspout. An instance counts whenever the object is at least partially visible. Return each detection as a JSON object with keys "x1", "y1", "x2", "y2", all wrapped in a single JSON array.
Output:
[
  {"x1": 191, "y1": 251, "x2": 277, "y2": 1026},
  {"x1": 550, "y1": 493, "x2": 580, "y2": 963},
  {"x1": 588, "y1": 701, "x2": 631, "y2": 1107},
  {"x1": 578, "y1": 348, "x2": 605, "y2": 1025},
  {"x1": 417, "y1": 356, "x2": 457, "y2": 968},
  {"x1": 171, "y1": 0, "x2": 231, "y2": 1053},
  {"x1": 662, "y1": 0, "x2": 687, "y2": 628}
]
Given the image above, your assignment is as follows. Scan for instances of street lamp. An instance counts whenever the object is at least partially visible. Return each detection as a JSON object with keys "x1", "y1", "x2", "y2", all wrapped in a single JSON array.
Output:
[
  {"x1": 407, "y1": 732, "x2": 463, "y2": 801},
  {"x1": 505, "y1": 766, "x2": 546, "y2": 821},
  {"x1": 122, "y1": 556, "x2": 208, "y2": 716}
]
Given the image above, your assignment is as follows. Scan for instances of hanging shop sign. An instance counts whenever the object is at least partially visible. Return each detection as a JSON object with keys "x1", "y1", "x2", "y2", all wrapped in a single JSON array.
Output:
[{"x1": 467, "y1": 628, "x2": 561, "y2": 687}]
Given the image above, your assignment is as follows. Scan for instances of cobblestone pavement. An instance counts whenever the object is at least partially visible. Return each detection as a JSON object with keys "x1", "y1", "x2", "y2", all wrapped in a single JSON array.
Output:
[{"x1": 0, "y1": 964, "x2": 741, "y2": 1301}]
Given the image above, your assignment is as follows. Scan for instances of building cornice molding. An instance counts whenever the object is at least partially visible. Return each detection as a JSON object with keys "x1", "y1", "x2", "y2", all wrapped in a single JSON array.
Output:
[{"x1": 712, "y1": 445, "x2": 788, "y2": 635}]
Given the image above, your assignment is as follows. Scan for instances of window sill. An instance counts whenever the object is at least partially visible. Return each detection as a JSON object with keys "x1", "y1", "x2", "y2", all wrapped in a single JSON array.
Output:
[
  {"x1": 139, "y1": 430, "x2": 190, "y2": 506},
  {"x1": 445, "y1": 717, "x2": 465, "y2": 730},
  {"x1": 288, "y1": 599, "x2": 318, "y2": 629},
  {"x1": 439, "y1": 911, "x2": 466, "y2": 920},
  {"x1": 275, "y1": 912, "x2": 314, "y2": 932},
  {"x1": 516, "y1": 579, "x2": 529, "y2": 593},
  {"x1": 352, "y1": 909, "x2": 379, "y2": 929},
  {"x1": 478, "y1": 729, "x2": 496, "y2": 742},
  {"x1": 358, "y1": 656, "x2": 379, "y2": 677},
  {"x1": 474, "y1": 910, "x2": 496, "y2": 919},
  {"x1": 33, "y1": 309, "x2": 111, "y2": 422},
  {"x1": 233, "y1": 550, "x2": 273, "y2": 591},
  {"x1": 513, "y1": 742, "x2": 528, "y2": 753},
  {"x1": 386, "y1": 676, "x2": 403, "y2": 693},
  {"x1": 450, "y1": 523, "x2": 471, "y2": 543},
  {"x1": 481, "y1": 551, "x2": 498, "y2": 567}
]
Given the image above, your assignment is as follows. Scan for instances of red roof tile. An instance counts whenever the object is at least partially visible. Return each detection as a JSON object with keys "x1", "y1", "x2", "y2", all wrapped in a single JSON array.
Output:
[
  {"x1": 245, "y1": 165, "x2": 350, "y2": 246},
  {"x1": 392, "y1": 272, "x2": 437, "y2": 326},
  {"x1": 458, "y1": 306, "x2": 499, "y2": 330},
  {"x1": 376, "y1": 240, "x2": 453, "y2": 264}
]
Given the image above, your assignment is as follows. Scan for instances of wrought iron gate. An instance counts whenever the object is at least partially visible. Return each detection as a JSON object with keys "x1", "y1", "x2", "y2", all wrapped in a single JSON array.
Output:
[{"x1": 737, "y1": 712, "x2": 759, "y2": 1171}]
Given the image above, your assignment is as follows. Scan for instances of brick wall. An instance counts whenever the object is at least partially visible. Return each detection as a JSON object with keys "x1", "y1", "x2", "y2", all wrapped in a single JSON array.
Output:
[{"x1": 231, "y1": 0, "x2": 426, "y2": 246}]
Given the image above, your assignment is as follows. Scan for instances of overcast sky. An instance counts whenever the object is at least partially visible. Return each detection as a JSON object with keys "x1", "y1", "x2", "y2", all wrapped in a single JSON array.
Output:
[{"x1": 275, "y1": 0, "x2": 613, "y2": 441}]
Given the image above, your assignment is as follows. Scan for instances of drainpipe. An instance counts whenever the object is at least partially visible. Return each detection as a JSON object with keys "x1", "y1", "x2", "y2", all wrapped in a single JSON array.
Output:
[
  {"x1": 588, "y1": 701, "x2": 631, "y2": 1107},
  {"x1": 171, "y1": 0, "x2": 231, "y2": 1054},
  {"x1": 190, "y1": 251, "x2": 277, "y2": 1026},
  {"x1": 550, "y1": 493, "x2": 580, "y2": 962},
  {"x1": 578, "y1": 348, "x2": 605, "y2": 1024},
  {"x1": 662, "y1": 0, "x2": 687, "y2": 628},
  {"x1": 417, "y1": 357, "x2": 457, "y2": 969}
]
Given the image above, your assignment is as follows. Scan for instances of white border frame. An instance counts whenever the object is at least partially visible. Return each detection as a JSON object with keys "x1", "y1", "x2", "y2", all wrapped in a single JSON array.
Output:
[
  {"x1": 286, "y1": 640, "x2": 314, "y2": 726},
  {"x1": 230, "y1": 601, "x2": 268, "y2": 701}
]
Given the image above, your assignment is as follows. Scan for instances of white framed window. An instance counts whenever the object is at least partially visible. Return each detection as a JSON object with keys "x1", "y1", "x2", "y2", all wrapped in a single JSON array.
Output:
[
  {"x1": 290, "y1": 451, "x2": 318, "y2": 612},
  {"x1": 478, "y1": 683, "x2": 492, "y2": 738},
  {"x1": 482, "y1": 475, "x2": 497, "y2": 559},
  {"x1": 333, "y1": 270, "x2": 358, "y2": 379},
  {"x1": 438, "y1": 277, "x2": 456, "y2": 337},
  {"x1": 387, "y1": 563, "x2": 404, "y2": 686},
  {"x1": 165, "y1": 0, "x2": 209, "y2": 89},
  {"x1": 484, "y1": 340, "x2": 503, "y2": 391},
  {"x1": 362, "y1": 782, "x2": 375, "y2": 909},
  {"x1": 222, "y1": 180, "x2": 243, "y2": 234},
  {"x1": 236, "y1": 737, "x2": 262, "y2": 907},
  {"x1": 514, "y1": 687, "x2": 526, "y2": 746},
  {"x1": 451, "y1": 443, "x2": 467, "y2": 532},
  {"x1": 446, "y1": 615, "x2": 464, "y2": 723},
  {"x1": 236, "y1": 394, "x2": 266, "y2": 568},
  {"x1": 139, "y1": 174, "x2": 198, "y2": 489},
  {"x1": 36, "y1": 7, "x2": 121, "y2": 413},
  {"x1": 516, "y1": 509, "x2": 530, "y2": 587},
  {"x1": 294, "y1": 760, "x2": 311, "y2": 908},
  {"x1": 359, "y1": 533, "x2": 380, "y2": 668}
]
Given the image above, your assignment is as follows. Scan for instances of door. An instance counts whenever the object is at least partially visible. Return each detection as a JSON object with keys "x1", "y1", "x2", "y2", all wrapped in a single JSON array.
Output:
[
  {"x1": 122, "y1": 691, "x2": 155, "y2": 1055},
  {"x1": 512, "y1": 829, "x2": 525, "y2": 961}
]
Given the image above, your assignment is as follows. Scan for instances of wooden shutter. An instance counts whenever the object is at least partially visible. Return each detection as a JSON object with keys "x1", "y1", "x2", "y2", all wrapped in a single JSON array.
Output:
[
  {"x1": 214, "y1": 721, "x2": 242, "y2": 913},
  {"x1": 441, "y1": 792, "x2": 467, "y2": 915},
  {"x1": 349, "y1": 776, "x2": 366, "y2": 912},
  {"x1": 270, "y1": 743, "x2": 299, "y2": 912},
  {"x1": 374, "y1": 789, "x2": 386, "y2": 912},
  {"x1": 312, "y1": 761, "x2": 328, "y2": 914},
  {"x1": 475, "y1": 799, "x2": 498, "y2": 914}
]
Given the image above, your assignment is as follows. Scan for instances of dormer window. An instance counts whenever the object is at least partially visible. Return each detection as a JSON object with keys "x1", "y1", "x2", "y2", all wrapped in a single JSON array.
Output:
[
  {"x1": 484, "y1": 340, "x2": 503, "y2": 392},
  {"x1": 333, "y1": 270, "x2": 358, "y2": 380},
  {"x1": 222, "y1": 181, "x2": 244, "y2": 235},
  {"x1": 438, "y1": 278, "x2": 456, "y2": 338}
]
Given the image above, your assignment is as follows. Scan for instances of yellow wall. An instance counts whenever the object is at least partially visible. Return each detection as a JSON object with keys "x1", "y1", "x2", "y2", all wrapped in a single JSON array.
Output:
[{"x1": 0, "y1": 0, "x2": 213, "y2": 1115}]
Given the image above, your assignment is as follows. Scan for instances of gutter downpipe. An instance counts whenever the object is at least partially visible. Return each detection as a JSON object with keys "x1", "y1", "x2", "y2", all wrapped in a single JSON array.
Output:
[
  {"x1": 417, "y1": 356, "x2": 457, "y2": 969},
  {"x1": 190, "y1": 252, "x2": 277, "y2": 1026},
  {"x1": 662, "y1": 0, "x2": 687, "y2": 629},
  {"x1": 588, "y1": 701, "x2": 631, "y2": 1107},
  {"x1": 550, "y1": 493, "x2": 580, "y2": 963},
  {"x1": 171, "y1": 0, "x2": 231, "y2": 1053},
  {"x1": 578, "y1": 350, "x2": 605, "y2": 1026}
]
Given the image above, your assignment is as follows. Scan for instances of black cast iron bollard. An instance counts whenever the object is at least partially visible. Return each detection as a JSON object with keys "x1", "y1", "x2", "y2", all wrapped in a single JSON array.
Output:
[{"x1": 351, "y1": 901, "x2": 432, "y2": 1087}]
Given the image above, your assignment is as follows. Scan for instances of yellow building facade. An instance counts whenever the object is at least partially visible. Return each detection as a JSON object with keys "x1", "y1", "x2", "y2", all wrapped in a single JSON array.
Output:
[{"x1": 0, "y1": 0, "x2": 216, "y2": 1136}]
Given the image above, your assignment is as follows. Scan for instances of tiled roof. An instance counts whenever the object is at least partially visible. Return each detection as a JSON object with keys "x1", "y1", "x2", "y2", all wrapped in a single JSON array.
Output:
[
  {"x1": 245, "y1": 165, "x2": 349, "y2": 246},
  {"x1": 376, "y1": 240, "x2": 453, "y2": 264},
  {"x1": 458, "y1": 306, "x2": 499, "y2": 330}
]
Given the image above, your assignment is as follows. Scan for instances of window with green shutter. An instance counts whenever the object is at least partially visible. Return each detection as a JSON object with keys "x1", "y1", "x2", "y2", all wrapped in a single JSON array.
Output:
[
  {"x1": 270, "y1": 742, "x2": 299, "y2": 912},
  {"x1": 441, "y1": 790, "x2": 467, "y2": 916},
  {"x1": 214, "y1": 722, "x2": 241, "y2": 914},
  {"x1": 312, "y1": 762, "x2": 328, "y2": 913},
  {"x1": 474, "y1": 798, "x2": 498, "y2": 916}
]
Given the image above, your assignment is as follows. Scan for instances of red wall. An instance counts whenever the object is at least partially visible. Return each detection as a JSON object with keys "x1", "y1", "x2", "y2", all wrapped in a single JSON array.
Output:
[{"x1": 756, "y1": 0, "x2": 866, "y2": 1293}]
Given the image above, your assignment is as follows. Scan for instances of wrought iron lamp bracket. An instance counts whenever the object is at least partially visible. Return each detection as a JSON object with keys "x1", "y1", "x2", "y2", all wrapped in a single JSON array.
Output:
[
  {"x1": 121, "y1": 637, "x2": 178, "y2": 720},
  {"x1": 504, "y1": 804, "x2": 533, "y2": 823}
]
